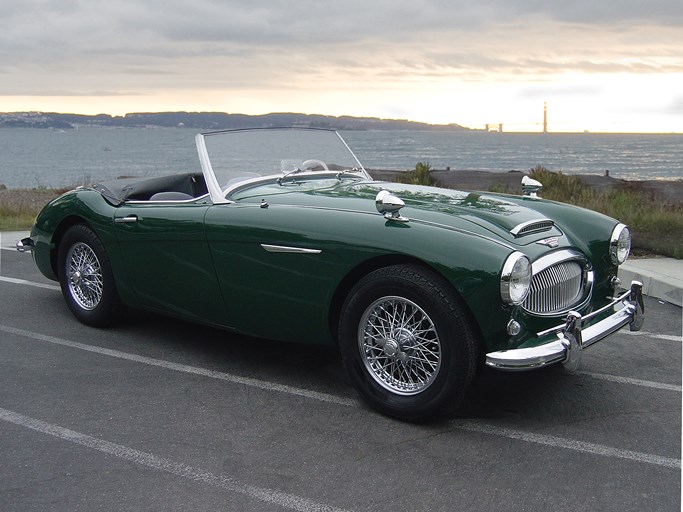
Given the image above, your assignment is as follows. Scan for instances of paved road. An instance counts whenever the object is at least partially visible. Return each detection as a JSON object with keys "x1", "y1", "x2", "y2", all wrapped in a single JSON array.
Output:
[{"x1": 1, "y1": 246, "x2": 681, "y2": 511}]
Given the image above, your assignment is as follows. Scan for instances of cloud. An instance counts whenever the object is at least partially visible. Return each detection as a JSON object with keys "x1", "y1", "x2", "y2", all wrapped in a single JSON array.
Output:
[
  {"x1": 0, "y1": 89, "x2": 142, "y2": 97},
  {"x1": 1, "y1": 0, "x2": 681, "y2": 114},
  {"x1": 517, "y1": 85, "x2": 604, "y2": 99},
  {"x1": 4, "y1": 1, "x2": 683, "y2": 48},
  {"x1": 669, "y1": 96, "x2": 683, "y2": 115}
]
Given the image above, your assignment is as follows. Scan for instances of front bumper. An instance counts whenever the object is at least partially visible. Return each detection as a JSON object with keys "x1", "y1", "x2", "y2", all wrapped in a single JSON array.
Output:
[
  {"x1": 486, "y1": 281, "x2": 644, "y2": 371},
  {"x1": 16, "y1": 237, "x2": 34, "y2": 253}
]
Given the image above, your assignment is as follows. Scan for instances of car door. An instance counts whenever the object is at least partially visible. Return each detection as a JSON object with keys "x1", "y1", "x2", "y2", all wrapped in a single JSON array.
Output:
[
  {"x1": 113, "y1": 202, "x2": 227, "y2": 324},
  {"x1": 203, "y1": 199, "x2": 374, "y2": 344}
]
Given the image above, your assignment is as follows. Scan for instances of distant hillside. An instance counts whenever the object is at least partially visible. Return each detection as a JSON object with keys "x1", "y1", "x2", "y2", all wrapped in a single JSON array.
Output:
[{"x1": 0, "y1": 111, "x2": 471, "y2": 131}]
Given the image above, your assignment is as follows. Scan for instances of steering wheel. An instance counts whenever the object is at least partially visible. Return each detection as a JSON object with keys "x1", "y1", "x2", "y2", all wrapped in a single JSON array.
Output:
[{"x1": 301, "y1": 159, "x2": 329, "y2": 171}]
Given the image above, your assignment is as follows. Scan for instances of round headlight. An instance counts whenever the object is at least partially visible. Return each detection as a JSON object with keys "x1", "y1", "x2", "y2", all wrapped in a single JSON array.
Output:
[
  {"x1": 610, "y1": 224, "x2": 631, "y2": 265},
  {"x1": 500, "y1": 252, "x2": 532, "y2": 305}
]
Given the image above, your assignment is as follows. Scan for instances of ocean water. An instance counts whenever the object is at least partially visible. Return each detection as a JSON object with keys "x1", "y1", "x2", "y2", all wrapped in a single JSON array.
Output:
[{"x1": 0, "y1": 127, "x2": 681, "y2": 189}]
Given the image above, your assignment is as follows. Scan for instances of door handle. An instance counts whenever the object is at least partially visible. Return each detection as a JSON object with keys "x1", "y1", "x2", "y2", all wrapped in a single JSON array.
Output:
[{"x1": 115, "y1": 215, "x2": 138, "y2": 224}]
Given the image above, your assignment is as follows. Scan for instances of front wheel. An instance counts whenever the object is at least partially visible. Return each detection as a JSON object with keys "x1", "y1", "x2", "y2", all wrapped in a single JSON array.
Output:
[
  {"x1": 58, "y1": 224, "x2": 124, "y2": 327},
  {"x1": 339, "y1": 265, "x2": 478, "y2": 421}
]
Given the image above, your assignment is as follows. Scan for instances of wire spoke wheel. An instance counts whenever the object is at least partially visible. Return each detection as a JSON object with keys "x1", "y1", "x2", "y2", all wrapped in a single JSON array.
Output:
[
  {"x1": 359, "y1": 296, "x2": 441, "y2": 395},
  {"x1": 66, "y1": 242, "x2": 103, "y2": 310},
  {"x1": 58, "y1": 224, "x2": 124, "y2": 326},
  {"x1": 340, "y1": 264, "x2": 478, "y2": 421}
]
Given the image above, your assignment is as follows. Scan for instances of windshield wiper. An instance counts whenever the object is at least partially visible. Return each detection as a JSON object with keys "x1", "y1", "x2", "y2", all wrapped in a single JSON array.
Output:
[
  {"x1": 277, "y1": 167, "x2": 304, "y2": 185},
  {"x1": 336, "y1": 168, "x2": 365, "y2": 180}
]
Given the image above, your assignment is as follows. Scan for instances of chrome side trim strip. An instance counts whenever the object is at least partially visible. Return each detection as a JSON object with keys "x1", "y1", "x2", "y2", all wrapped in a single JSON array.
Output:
[
  {"x1": 126, "y1": 197, "x2": 205, "y2": 204},
  {"x1": 261, "y1": 244, "x2": 322, "y2": 254}
]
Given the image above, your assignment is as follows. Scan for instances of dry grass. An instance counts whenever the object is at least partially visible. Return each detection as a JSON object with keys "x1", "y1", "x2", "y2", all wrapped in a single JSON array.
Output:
[
  {"x1": 0, "y1": 187, "x2": 65, "y2": 231},
  {"x1": 2, "y1": 169, "x2": 681, "y2": 259},
  {"x1": 490, "y1": 166, "x2": 683, "y2": 259}
]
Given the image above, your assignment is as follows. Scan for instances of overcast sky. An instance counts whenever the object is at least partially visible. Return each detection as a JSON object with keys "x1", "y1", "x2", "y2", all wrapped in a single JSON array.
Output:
[{"x1": 1, "y1": 0, "x2": 681, "y2": 132}]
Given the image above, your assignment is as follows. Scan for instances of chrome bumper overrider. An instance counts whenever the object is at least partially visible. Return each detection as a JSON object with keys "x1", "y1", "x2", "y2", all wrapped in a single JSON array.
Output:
[
  {"x1": 486, "y1": 281, "x2": 644, "y2": 371},
  {"x1": 15, "y1": 237, "x2": 34, "y2": 253}
]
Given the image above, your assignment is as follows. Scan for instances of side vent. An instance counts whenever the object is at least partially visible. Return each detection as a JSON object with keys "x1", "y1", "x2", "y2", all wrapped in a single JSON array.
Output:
[{"x1": 510, "y1": 219, "x2": 555, "y2": 236}]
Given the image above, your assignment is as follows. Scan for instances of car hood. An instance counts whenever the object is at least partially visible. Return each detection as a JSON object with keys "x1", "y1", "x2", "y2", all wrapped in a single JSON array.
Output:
[
  {"x1": 232, "y1": 177, "x2": 616, "y2": 254},
  {"x1": 339, "y1": 181, "x2": 567, "y2": 247}
]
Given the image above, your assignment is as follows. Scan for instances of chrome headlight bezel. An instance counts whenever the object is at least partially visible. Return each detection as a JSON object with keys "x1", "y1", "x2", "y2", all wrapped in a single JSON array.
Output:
[
  {"x1": 609, "y1": 223, "x2": 631, "y2": 265},
  {"x1": 500, "y1": 252, "x2": 532, "y2": 305}
]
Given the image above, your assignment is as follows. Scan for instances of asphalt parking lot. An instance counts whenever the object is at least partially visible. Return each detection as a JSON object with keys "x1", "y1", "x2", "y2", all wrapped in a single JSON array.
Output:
[{"x1": 1, "y1": 244, "x2": 681, "y2": 511}]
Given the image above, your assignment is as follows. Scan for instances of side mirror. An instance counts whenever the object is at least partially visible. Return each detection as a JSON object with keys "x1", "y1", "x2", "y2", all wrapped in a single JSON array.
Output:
[
  {"x1": 522, "y1": 176, "x2": 543, "y2": 197},
  {"x1": 375, "y1": 190, "x2": 409, "y2": 223}
]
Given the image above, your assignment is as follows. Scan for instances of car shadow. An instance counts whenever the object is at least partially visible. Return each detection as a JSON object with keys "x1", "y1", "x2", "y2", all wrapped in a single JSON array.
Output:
[
  {"x1": 116, "y1": 309, "x2": 641, "y2": 426},
  {"x1": 120, "y1": 308, "x2": 349, "y2": 393}
]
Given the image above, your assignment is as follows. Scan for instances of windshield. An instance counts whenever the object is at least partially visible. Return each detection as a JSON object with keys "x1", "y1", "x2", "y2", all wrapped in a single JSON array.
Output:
[{"x1": 196, "y1": 128, "x2": 367, "y2": 202}]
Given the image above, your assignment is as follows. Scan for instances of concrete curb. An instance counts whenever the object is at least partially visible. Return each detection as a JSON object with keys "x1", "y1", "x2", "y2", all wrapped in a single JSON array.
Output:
[{"x1": 619, "y1": 258, "x2": 683, "y2": 307}]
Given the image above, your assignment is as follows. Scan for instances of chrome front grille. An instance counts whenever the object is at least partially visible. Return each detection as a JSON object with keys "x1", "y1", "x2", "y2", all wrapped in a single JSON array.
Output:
[{"x1": 523, "y1": 260, "x2": 585, "y2": 315}]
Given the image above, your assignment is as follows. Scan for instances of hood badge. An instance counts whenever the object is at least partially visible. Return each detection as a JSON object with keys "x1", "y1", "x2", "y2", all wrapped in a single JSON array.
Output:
[{"x1": 536, "y1": 237, "x2": 559, "y2": 248}]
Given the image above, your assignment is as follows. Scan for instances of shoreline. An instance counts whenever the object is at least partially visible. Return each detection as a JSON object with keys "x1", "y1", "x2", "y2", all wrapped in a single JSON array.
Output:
[
  {"x1": 3, "y1": 169, "x2": 683, "y2": 209},
  {"x1": 2, "y1": 169, "x2": 681, "y2": 258},
  {"x1": 367, "y1": 168, "x2": 683, "y2": 206}
]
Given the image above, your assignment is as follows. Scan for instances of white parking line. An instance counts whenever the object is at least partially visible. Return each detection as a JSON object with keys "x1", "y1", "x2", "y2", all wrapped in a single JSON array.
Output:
[
  {"x1": 0, "y1": 407, "x2": 351, "y2": 512},
  {"x1": 1, "y1": 323, "x2": 680, "y2": 470},
  {"x1": 452, "y1": 420, "x2": 681, "y2": 470},
  {"x1": 620, "y1": 330, "x2": 682, "y2": 343},
  {"x1": 0, "y1": 275, "x2": 60, "y2": 290},
  {"x1": 577, "y1": 371, "x2": 681, "y2": 392},
  {"x1": 0, "y1": 324, "x2": 357, "y2": 407}
]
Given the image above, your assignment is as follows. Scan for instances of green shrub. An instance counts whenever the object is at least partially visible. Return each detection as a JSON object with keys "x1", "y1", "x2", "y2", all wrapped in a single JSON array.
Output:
[
  {"x1": 523, "y1": 166, "x2": 682, "y2": 259},
  {"x1": 398, "y1": 162, "x2": 436, "y2": 186}
]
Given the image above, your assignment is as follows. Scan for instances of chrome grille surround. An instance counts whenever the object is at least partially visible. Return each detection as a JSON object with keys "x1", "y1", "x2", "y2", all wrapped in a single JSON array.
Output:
[{"x1": 523, "y1": 249, "x2": 593, "y2": 316}]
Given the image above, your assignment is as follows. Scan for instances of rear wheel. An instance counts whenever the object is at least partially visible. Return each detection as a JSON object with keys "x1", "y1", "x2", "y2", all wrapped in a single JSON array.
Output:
[
  {"x1": 58, "y1": 224, "x2": 124, "y2": 326},
  {"x1": 339, "y1": 264, "x2": 478, "y2": 421}
]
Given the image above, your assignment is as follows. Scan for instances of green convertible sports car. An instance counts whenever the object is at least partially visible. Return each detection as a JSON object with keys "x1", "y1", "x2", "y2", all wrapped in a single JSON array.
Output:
[{"x1": 18, "y1": 127, "x2": 644, "y2": 420}]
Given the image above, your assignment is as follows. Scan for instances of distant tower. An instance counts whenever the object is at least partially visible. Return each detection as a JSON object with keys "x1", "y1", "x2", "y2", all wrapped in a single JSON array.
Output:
[{"x1": 543, "y1": 102, "x2": 548, "y2": 134}]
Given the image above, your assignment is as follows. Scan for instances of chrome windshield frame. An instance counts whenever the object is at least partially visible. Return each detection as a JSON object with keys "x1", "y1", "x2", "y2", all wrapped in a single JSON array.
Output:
[
  {"x1": 195, "y1": 133, "x2": 230, "y2": 205},
  {"x1": 195, "y1": 127, "x2": 370, "y2": 205}
]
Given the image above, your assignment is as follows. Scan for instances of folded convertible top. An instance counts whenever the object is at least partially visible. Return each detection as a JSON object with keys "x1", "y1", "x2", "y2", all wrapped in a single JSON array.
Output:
[{"x1": 92, "y1": 172, "x2": 207, "y2": 203}]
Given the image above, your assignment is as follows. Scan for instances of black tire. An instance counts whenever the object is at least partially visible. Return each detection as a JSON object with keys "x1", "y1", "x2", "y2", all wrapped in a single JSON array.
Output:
[
  {"x1": 339, "y1": 264, "x2": 478, "y2": 421},
  {"x1": 57, "y1": 224, "x2": 124, "y2": 327}
]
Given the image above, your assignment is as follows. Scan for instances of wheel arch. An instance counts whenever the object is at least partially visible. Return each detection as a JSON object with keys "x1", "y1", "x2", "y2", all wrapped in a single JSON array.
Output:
[
  {"x1": 328, "y1": 255, "x2": 485, "y2": 360},
  {"x1": 49, "y1": 215, "x2": 91, "y2": 278}
]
